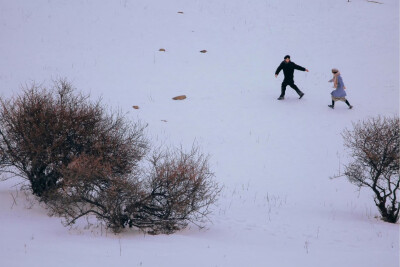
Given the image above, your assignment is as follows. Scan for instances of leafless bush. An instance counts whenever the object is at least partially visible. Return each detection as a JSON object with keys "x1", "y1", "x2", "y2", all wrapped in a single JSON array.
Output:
[
  {"x1": 0, "y1": 80, "x2": 220, "y2": 234},
  {"x1": 133, "y1": 147, "x2": 220, "y2": 234},
  {"x1": 342, "y1": 116, "x2": 399, "y2": 223},
  {"x1": 0, "y1": 79, "x2": 148, "y2": 198},
  {"x1": 46, "y1": 147, "x2": 219, "y2": 234}
]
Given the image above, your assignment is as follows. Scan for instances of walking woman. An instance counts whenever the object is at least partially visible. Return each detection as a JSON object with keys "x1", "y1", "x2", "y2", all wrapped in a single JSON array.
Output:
[{"x1": 328, "y1": 68, "x2": 353, "y2": 109}]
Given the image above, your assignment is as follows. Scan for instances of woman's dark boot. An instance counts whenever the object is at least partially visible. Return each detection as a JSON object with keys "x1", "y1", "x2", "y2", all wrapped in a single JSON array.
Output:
[{"x1": 345, "y1": 100, "x2": 353, "y2": 109}]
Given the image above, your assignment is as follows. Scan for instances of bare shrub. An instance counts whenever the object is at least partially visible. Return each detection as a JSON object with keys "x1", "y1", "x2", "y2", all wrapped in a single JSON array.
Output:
[
  {"x1": 342, "y1": 116, "x2": 399, "y2": 223},
  {"x1": 0, "y1": 79, "x2": 220, "y2": 234},
  {"x1": 0, "y1": 80, "x2": 148, "y2": 198},
  {"x1": 132, "y1": 147, "x2": 220, "y2": 234},
  {"x1": 46, "y1": 148, "x2": 219, "y2": 234}
]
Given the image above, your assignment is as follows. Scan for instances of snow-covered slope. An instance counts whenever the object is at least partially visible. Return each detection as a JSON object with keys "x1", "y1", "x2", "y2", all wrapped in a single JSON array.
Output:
[{"x1": 0, "y1": 0, "x2": 398, "y2": 266}]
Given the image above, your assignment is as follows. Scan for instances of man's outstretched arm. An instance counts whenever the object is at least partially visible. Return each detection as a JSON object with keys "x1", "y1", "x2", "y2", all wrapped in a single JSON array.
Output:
[{"x1": 294, "y1": 63, "x2": 309, "y2": 72}]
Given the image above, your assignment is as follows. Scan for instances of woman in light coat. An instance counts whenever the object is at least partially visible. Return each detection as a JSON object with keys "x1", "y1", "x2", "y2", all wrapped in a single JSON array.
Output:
[{"x1": 328, "y1": 68, "x2": 353, "y2": 109}]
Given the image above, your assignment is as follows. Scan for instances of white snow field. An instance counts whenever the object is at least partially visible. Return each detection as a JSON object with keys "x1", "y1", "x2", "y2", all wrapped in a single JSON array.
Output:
[{"x1": 0, "y1": 0, "x2": 399, "y2": 266}]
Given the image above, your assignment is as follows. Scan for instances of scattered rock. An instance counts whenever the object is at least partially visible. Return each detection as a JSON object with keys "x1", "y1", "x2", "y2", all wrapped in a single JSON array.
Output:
[
  {"x1": 132, "y1": 106, "x2": 139, "y2": 109},
  {"x1": 177, "y1": 11, "x2": 184, "y2": 14},
  {"x1": 200, "y1": 50, "x2": 207, "y2": 53},
  {"x1": 159, "y1": 48, "x2": 166, "y2": 52},
  {"x1": 161, "y1": 120, "x2": 168, "y2": 122},
  {"x1": 172, "y1": 95, "x2": 187, "y2": 100}
]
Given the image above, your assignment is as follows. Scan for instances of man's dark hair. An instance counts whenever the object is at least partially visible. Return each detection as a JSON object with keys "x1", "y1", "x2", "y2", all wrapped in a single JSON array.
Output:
[{"x1": 284, "y1": 55, "x2": 291, "y2": 60}]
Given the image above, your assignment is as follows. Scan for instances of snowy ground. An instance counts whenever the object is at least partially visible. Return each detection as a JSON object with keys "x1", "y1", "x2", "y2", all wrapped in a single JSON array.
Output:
[{"x1": 0, "y1": 0, "x2": 399, "y2": 266}]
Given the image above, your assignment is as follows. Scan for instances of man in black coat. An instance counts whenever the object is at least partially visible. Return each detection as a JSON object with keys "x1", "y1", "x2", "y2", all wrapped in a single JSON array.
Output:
[{"x1": 275, "y1": 55, "x2": 309, "y2": 100}]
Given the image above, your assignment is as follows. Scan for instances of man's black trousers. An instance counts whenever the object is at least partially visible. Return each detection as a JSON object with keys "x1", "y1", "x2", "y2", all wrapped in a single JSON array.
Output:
[{"x1": 280, "y1": 80, "x2": 303, "y2": 97}]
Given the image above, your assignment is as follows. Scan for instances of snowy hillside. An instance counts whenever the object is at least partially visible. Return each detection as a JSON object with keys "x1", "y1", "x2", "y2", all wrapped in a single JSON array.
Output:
[{"x1": 0, "y1": 0, "x2": 399, "y2": 266}]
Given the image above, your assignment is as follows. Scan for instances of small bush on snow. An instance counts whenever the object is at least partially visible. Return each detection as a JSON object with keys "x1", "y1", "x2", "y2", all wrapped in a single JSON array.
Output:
[{"x1": 342, "y1": 116, "x2": 399, "y2": 223}]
